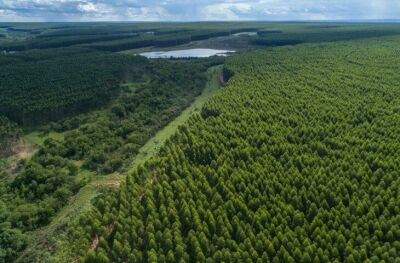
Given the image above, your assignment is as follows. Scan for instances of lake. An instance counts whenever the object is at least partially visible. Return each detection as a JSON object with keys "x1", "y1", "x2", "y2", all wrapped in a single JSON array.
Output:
[
  {"x1": 3, "y1": 50, "x2": 16, "y2": 55},
  {"x1": 139, "y1": 48, "x2": 235, "y2": 59}
]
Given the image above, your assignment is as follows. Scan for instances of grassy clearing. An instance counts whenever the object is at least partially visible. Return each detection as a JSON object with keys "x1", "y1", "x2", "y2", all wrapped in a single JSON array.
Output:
[
  {"x1": 120, "y1": 80, "x2": 150, "y2": 92},
  {"x1": 18, "y1": 65, "x2": 223, "y2": 261},
  {"x1": 129, "y1": 65, "x2": 223, "y2": 172},
  {"x1": 0, "y1": 128, "x2": 58, "y2": 176},
  {"x1": 24, "y1": 131, "x2": 64, "y2": 146}
]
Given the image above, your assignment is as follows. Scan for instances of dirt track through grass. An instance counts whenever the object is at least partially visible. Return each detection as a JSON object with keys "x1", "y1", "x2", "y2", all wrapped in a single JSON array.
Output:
[{"x1": 129, "y1": 65, "x2": 223, "y2": 172}]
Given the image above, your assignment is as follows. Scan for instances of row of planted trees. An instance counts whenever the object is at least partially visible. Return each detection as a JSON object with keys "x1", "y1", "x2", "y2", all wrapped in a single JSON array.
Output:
[
  {"x1": 0, "y1": 49, "x2": 143, "y2": 125},
  {"x1": 67, "y1": 36, "x2": 400, "y2": 262}
]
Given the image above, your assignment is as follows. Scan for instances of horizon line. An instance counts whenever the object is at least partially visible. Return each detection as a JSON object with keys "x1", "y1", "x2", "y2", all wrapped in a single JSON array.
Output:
[{"x1": 1, "y1": 19, "x2": 400, "y2": 24}]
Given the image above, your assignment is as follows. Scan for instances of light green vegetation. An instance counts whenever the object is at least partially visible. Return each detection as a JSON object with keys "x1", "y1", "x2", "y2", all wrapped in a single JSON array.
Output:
[
  {"x1": 0, "y1": 158, "x2": 10, "y2": 172},
  {"x1": 0, "y1": 158, "x2": 7, "y2": 167},
  {"x1": 120, "y1": 82, "x2": 140, "y2": 91},
  {"x1": 129, "y1": 65, "x2": 223, "y2": 172},
  {"x1": 17, "y1": 65, "x2": 223, "y2": 262},
  {"x1": 24, "y1": 131, "x2": 64, "y2": 146},
  {"x1": 0, "y1": 131, "x2": 65, "y2": 170}
]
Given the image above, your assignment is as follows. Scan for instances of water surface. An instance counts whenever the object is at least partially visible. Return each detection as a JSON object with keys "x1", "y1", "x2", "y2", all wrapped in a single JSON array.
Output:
[{"x1": 140, "y1": 48, "x2": 235, "y2": 59}]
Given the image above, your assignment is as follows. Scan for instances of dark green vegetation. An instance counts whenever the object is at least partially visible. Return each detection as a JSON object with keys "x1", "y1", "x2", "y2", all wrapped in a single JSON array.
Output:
[
  {"x1": 2, "y1": 23, "x2": 400, "y2": 124},
  {"x1": 0, "y1": 117, "x2": 22, "y2": 158},
  {"x1": 253, "y1": 24, "x2": 400, "y2": 46},
  {"x1": 86, "y1": 29, "x2": 239, "y2": 52},
  {"x1": 0, "y1": 22, "x2": 259, "y2": 51},
  {"x1": 1, "y1": 22, "x2": 400, "y2": 262},
  {"x1": 0, "y1": 22, "x2": 259, "y2": 125},
  {"x1": 0, "y1": 49, "x2": 132, "y2": 124},
  {"x1": 0, "y1": 56, "x2": 220, "y2": 262},
  {"x1": 0, "y1": 22, "x2": 230, "y2": 262},
  {"x1": 69, "y1": 35, "x2": 400, "y2": 262}
]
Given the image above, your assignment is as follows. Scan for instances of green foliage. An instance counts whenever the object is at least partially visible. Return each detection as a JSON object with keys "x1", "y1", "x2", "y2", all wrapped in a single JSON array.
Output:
[
  {"x1": 0, "y1": 116, "x2": 21, "y2": 140},
  {"x1": 0, "y1": 51, "x2": 220, "y2": 262},
  {"x1": 87, "y1": 30, "x2": 234, "y2": 52},
  {"x1": 0, "y1": 223, "x2": 27, "y2": 262},
  {"x1": 3, "y1": 22, "x2": 400, "y2": 262},
  {"x1": 70, "y1": 35, "x2": 400, "y2": 262},
  {"x1": 16, "y1": 33, "x2": 139, "y2": 50},
  {"x1": 0, "y1": 50, "x2": 147, "y2": 124},
  {"x1": 253, "y1": 24, "x2": 400, "y2": 47},
  {"x1": 0, "y1": 22, "x2": 262, "y2": 52},
  {"x1": 0, "y1": 116, "x2": 22, "y2": 157},
  {"x1": 38, "y1": 58, "x2": 220, "y2": 174}
]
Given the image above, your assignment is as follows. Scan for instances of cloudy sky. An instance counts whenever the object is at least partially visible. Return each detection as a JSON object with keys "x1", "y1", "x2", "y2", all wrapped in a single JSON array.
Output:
[{"x1": 0, "y1": 0, "x2": 399, "y2": 22}]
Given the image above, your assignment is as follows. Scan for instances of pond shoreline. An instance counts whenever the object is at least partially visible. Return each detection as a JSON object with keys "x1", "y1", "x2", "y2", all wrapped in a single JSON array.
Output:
[{"x1": 139, "y1": 48, "x2": 235, "y2": 59}]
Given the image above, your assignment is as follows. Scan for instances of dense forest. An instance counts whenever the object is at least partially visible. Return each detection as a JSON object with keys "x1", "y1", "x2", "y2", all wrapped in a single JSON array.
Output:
[
  {"x1": 0, "y1": 56, "x2": 224, "y2": 262},
  {"x1": 1, "y1": 22, "x2": 400, "y2": 262},
  {"x1": 0, "y1": 22, "x2": 263, "y2": 124},
  {"x1": 66, "y1": 36, "x2": 400, "y2": 262},
  {"x1": 0, "y1": 49, "x2": 136, "y2": 125},
  {"x1": 253, "y1": 25, "x2": 400, "y2": 46},
  {"x1": 0, "y1": 23, "x2": 259, "y2": 51}
]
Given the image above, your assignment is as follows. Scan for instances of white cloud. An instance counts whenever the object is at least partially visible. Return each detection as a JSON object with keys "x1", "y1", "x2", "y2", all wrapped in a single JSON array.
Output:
[
  {"x1": 126, "y1": 6, "x2": 170, "y2": 20},
  {"x1": 0, "y1": 8, "x2": 45, "y2": 21},
  {"x1": 74, "y1": 2, "x2": 116, "y2": 20},
  {"x1": 200, "y1": 3, "x2": 245, "y2": 20},
  {"x1": 0, "y1": 0, "x2": 400, "y2": 21},
  {"x1": 78, "y1": 3, "x2": 98, "y2": 13}
]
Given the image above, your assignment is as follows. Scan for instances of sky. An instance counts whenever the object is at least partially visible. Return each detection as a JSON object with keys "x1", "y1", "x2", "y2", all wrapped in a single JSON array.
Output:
[{"x1": 0, "y1": 0, "x2": 400, "y2": 22}]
